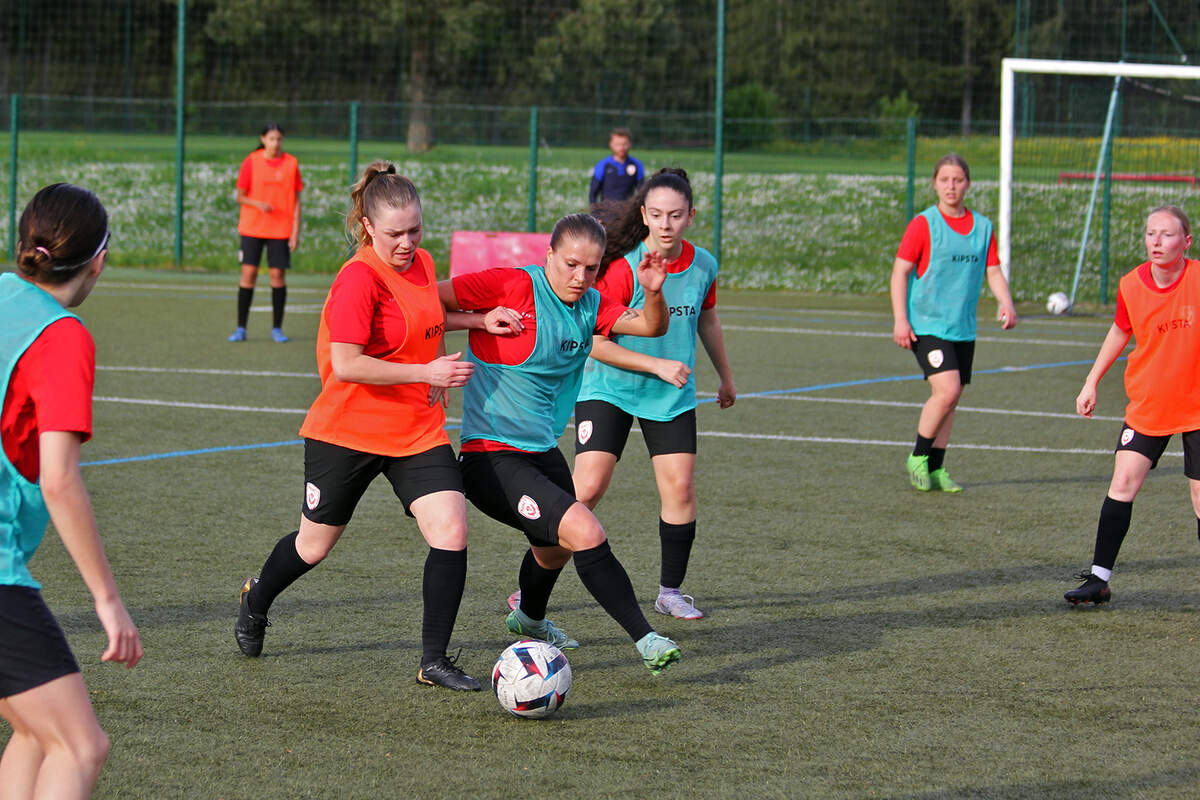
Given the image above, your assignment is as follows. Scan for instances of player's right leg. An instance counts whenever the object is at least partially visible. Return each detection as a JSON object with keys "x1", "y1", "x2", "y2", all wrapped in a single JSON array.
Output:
[
  {"x1": 230, "y1": 236, "x2": 263, "y2": 341},
  {"x1": 0, "y1": 674, "x2": 109, "y2": 800},
  {"x1": 1066, "y1": 437, "x2": 1156, "y2": 605}
]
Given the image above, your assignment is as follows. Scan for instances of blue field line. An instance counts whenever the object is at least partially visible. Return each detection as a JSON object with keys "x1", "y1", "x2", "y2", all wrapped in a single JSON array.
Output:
[{"x1": 697, "y1": 357, "x2": 1108, "y2": 403}]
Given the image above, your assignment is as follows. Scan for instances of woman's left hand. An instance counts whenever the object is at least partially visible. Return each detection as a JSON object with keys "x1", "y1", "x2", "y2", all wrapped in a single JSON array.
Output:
[
  {"x1": 635, "y1": 250, "x2": 668, "y2": 294},
  {"x1": 716, "y1": 378, "x2": 737, "y2": 409},
  {"x1": 483, "y1": 306, "x2": 525, "y2": 335},
  {"x1": 428, "y1": 386, "x2": 448, "y2": 408},
  {"x1": 998, "y1": 304, "x2": 1018, "y2": 329}
]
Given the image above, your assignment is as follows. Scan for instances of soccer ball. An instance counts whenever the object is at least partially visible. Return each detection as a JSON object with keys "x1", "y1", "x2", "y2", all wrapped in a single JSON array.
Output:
[
  {"x1": 1046, "y1": 291, "x2": 1071, "y2": 315},
  {"x1": 492, "y1": 639, "x2": 572, "y2": 719}
]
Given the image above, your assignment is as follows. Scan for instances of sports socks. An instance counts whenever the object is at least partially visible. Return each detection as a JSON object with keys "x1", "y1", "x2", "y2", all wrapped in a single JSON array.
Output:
[
  {"x1": 573, "y1": 540, "x2": 653, "y2": 642},
  {"x1": 658, "y1": 518, "x2": 696, "y2": 590},
  {"x1": 516, "y1": 548, "x2": 563, "y2": 621},
  {"x1": 272, "y1": 285, "x2": 287, "y2": 329},
  {"x1": 1091, "y1": 495, "x2": 1133, "y2": 579},
  {"x1": 248, "y1": 530, "x2": 317, "y2": 615},
  {"x1": 913, "y1": 434, "x2": 935, "y2": 457},
  {"x1": 928, "y1": 447, "x2": 946, "y2": 472},
  {"x1": 421, "y1": 547, "x2": 467, "y2": 665},
  {"x1": 236, "y1": 286, "x2": 254, "y2": 328}
]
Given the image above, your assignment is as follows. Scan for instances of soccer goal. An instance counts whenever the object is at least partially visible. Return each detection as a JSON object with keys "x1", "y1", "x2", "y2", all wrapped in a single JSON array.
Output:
[{"x1": 999, "y1": 58, "x2": 1200, "y2": 306}]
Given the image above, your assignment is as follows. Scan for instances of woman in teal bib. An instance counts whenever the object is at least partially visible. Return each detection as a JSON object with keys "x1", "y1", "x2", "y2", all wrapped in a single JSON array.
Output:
[
  {"x1": 508, "y1": 168, "x2": 735, "y2": 621},
  {"x1": 0, "y1": 184, "x2": 142, "y2": 799},
  {"x1": 890, "y1": 154, "x2": 1017, "y2": 492},
  {"x1": 441, "y1": 213, "x2": 686, "y2": 675}
]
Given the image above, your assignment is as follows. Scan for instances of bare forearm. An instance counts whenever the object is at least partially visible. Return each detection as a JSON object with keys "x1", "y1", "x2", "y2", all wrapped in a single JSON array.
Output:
[
  {"x1": 42, "y1": 469, "x2": 120, "y2": 604},
  {"x1": 590, "y1": 336, "x2": 663, "y2": 373},
  {"x1": 1085, "y1": 324, "x2": 1131, "y2": 387},
  {"x1": 889, "y1": 259, "x2": 912, "y2": 325},
  {"x1": 698, "y1": 311, "x2": 734, "y2": 383},
  {"x1": 332, "y1": 351, "x2": 431, "y2": 385},
  {"x1": 640, "y1": 289, "x2": 669, "y2": 335}
]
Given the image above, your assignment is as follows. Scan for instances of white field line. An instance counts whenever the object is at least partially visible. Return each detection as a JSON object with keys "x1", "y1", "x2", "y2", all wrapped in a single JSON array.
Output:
[
  {"x1": 721, "y1": 324, "x2": 1099, "y2": 347},
  {"x1": 719, "y1": 304, "x2": 1114, "y2": 330},
  {"x1": 699, "y1": 392, "x2": 1123, "y2": 423},
  {"x1": 93, "y1": 394, "x2": 461, "y2": 424},
  {"x1": 251, "y1": 303, "x2": 323, "y2": 313},
  {"x1": 100, "y1": 282, "x2": 327, "y2": 295},
  {"x1": 98, "y1": 366, "x2": 317, "y2": 378}
]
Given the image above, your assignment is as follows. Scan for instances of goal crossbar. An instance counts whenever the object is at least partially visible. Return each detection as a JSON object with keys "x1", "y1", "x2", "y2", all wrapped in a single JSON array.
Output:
[{"x1": 999, "y1": 58, "x2": 1200, "y2": 282}]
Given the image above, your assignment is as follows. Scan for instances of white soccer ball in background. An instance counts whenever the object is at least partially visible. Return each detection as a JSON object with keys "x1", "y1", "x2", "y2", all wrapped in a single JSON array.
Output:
[
  {"x1": 1046, "y1": 291, "x2": 1071, "y2": 315},
  {"x1": 492, "y1": 639, "x2": 572, "y2": 719}
]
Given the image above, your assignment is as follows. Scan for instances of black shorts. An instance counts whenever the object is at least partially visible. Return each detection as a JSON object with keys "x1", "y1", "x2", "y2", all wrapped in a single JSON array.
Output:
[
  {"x1": 302, "y1": 440, "x2": 463, "y2": 525},
  {"x1": 0, "y1": 586, "x2": 80, "y2": 699},
  {"x1": 239, "y1": 235, "x2": 291, "y2": 270},
  {"x1": 459, "y1": 449, "x2": 578, "y2": 547},
  {"x1": 574, "y1": 399, "x2": 697, "y2": 459},
  {"x1": 913, "y1": 335, "x2": 974, "y2": 384},
  {"x1": 1114, "y1": 423, "x2": 1200, "y2": 478}
]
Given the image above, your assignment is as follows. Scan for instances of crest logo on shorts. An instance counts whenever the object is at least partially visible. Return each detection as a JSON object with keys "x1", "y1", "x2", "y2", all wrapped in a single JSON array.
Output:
[
  {"x1": 518, "y1": 495, "x2": 542, "y2": 520},
  {"x1": 305, "y1": 482, "x2": 321, "y2": 510},
  {"x1": 578, "y1": 420, "x2": 593, "y2": 445},
  {"x1": 927, "y1": 349, "x2": 944, "y2": 369},
  {"x1": 626, "y1": 163, "x2": 638, "y2": 177},
  {"x1": 1121, "y1": 427, "x2": 1135, "y2": 446}
]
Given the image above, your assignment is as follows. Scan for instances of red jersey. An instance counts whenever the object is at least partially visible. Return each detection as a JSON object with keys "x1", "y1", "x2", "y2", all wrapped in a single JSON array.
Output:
[
  {"x1": 451, "y1": 267, "x2": 626, "y2": 453},
  {"x1": 897, "y1": 208, "x2": 1000, "y2": 278},
  {"x1": 599, "y1": 241, "x2": 717, "y2": 309},
  {"x1": 1, "y1": 318, "x2": 94, "y2": 482}
]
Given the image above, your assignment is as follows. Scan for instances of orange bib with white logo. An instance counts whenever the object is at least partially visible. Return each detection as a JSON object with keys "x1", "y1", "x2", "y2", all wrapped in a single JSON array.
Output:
[{"x1": 299, "y1": 246, "x2": 449, "y2": 456}]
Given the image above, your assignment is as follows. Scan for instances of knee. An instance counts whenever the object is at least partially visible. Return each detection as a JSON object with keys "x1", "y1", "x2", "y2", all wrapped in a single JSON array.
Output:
[
  {"x1": 573, "y1": 476, "x2": 608, "y2": 510},
  {"x1": 558, "y1": 508, "x2": 607, "y2": 552},
  {"x1": 429, "y1": 519, "x2": 468, "y2": 551},
  {"x1": 932, "y1": 385, "x2": 962, "y2": 407},
  {"x1": 60, "y1": 726, "x2": 110, "y2": 775},
  {"x1": 659, "y1": 474, "x2": 695, "y2": 507},
  {"x1": 294, "y1": 538, "x2": 332, "y2": 565}
]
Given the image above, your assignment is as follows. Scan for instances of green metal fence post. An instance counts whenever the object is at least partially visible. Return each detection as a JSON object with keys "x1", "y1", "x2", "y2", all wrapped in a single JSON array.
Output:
[
  {"x1": 349, "y1": 101, "x2": 359, "y2": 187},
  {"x1": 173, "y1": 0, "x2": 186, "y2": 265},
  {"x1": 712, "y1": 0, "x2": 725, "y2": 263},
  {"x1": 1099, "y1": 94, "x2": 1119, "y2": 305},
  {"x1": 8, "y1": 95, "x2": 19, "y2": 263},
  {"x1": 905, "y1": 117, "x2": 917, "y2": 222},
  {"x1": 527, "y1": 105, "x2": 538, "y2": 233}
]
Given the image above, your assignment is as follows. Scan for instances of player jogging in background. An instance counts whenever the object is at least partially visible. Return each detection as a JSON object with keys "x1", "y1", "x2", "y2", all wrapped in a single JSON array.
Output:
[
  {"x1": 439, "y1": 213, "x2": 684, "y2": 675},
  {"x1": 890, "y1": 153, "x2": 1017, "y2": 492},
  {"x1": 508, "y1": 168, "x2": 735, "y2": 621},
  {"x1": 1066, "y1": 206, "x2": 1200, "y2": 606},
  {"x1": 234, "y1": 162, "x2": 514, "y2": 691},
  {"x1": 1, "y1": 183, "x2": 143, "y2": 799},
  {"x1": 589, "y1": 128, "x2": 644, "y2": 205},
  {"x1": 229, "y1": 122, "x2": 303, "y2": 344}
]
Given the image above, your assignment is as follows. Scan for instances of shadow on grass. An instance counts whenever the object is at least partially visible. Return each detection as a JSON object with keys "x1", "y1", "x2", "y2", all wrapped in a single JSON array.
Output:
[{"x1": 889, "y1": 763, "x2": 1200, "y2": 799}]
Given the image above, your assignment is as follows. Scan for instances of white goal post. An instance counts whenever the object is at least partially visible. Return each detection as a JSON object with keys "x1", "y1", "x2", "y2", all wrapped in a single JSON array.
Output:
[{"x1": 999, "y1": 58, "x2": 1200, "y2": 284}]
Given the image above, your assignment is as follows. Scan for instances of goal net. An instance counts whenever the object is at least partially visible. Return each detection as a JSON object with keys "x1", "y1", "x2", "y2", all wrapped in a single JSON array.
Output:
[{"x1": 1000, "y1": 58, "x2": 1200, "y2": 306}]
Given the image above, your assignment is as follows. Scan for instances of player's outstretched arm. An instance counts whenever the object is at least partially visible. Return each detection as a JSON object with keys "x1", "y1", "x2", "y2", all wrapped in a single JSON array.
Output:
[
  {"x1": 889, "y1": 257, "x2": 918, "y2": 349},
  {"x1": 986, "y1": 265, "x2": 1018, "y2": 329},
  {"x1": 590, "y1": 335, "x2": 691, "y2": 388},
  {"x1": 698, "y1": 308, "x2": 736, "y2": 408},
  {"x1": 1076, "y1": 323, "x2": 1131, "y2": 417},
  {"x1": 39, "y1": 431, "x2": 142, "y2": 668},
  {"x1": 610, "y1": 251, "x2": 668, "y2": 337}
]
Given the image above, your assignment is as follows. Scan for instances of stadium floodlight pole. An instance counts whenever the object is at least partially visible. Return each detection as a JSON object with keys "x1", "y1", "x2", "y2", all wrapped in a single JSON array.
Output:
[
  {"x1": 173, "y1": 0, "x2": 186, "y2": 266},
  {"x1": 999, "y1": 57, "x2": 1200, "y2": 287}
]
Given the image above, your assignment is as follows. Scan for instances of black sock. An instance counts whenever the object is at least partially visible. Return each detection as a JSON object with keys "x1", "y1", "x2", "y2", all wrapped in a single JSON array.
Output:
[
  {"x1": 659, "y1": 519, "x2": 696, "y2": 589},
  {"x1": 928, "y1": 447, "x2": 946, "y2": 472},
  {"x1": 1196, "y1": 517, "x2": 1200, "y2": 545},
  {"x1": 517, "y1": 548, "x2": 562, "y2": 620},
  {"x1": 1092, "y1": 496, "x2": 1133, "y2": 572},
  {"x1": 421, "y1": 547, "x2": 466, "y2": 665},
  {"x1": 573, "y1": 540, "x2": 652, "y2": 642},
  {"x1": 236, "y1": 286, "x2": 254, "y2": 328},
  {"x1": 248, "y1": 531, "x2": 316, "y2": 615},
  {"x1": 913, "y1": 434, "x2": 935, "y2": 457},
  {"x1": 272, "y1": 285, "x2": 287, "y2": 329}
]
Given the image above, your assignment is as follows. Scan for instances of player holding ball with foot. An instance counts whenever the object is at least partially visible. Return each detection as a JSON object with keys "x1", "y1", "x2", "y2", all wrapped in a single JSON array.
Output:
[
  {"x1": 1066, "y1": 206, "x2": 1200, "y2": 605},
  {"x1": 890, "y1": 153, "x2": 1016, "y2": 492}
]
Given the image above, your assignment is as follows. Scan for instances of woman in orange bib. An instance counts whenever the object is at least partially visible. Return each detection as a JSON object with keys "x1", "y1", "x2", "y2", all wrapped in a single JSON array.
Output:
[
  {"x1": 233, "y1": 162, "x2": 511, "y2": 691},
  {"x1": 1066, "y1": 206, "x2": 1200, "y2": 605},
  {"x1": 228, "y1": 123, "x2": 303, "y2": 344}
]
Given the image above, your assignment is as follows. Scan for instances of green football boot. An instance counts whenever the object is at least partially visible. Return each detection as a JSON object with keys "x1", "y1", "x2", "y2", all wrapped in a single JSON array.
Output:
[
  {"x1": 906, "y1": 453, "x2": 931, "y2": 491},
  {"x1": 929, "y1": 467, "x2": 963, "y2": 493},
  {"x1": 505, "y1": 608, "x2": 579, "y2": 650},
  {"x1": 636, "y1": 632, "x2": 681, "y2": 675}
]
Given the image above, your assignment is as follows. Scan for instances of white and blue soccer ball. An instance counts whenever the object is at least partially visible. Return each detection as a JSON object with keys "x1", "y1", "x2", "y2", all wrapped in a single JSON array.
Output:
[
  {"x1": 1046, "y1": 291, "x2": 1071, "y2": 315},
  {"x1": 492, "y1": 639, "x2": 572, "y2": 719}
]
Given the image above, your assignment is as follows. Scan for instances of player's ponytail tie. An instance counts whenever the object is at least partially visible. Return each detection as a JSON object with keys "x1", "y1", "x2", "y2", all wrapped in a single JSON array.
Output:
[{"x1": 35, "y1": 246, "x2": 52, "y2": 258}]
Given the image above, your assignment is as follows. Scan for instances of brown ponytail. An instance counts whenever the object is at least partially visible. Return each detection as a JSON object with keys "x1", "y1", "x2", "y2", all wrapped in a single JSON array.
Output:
[
  {"x1": 17, "y1": 183, "x2": 108, "y2": 285},
  {"x1": 345, "y1": 161, "x2": 422, "y2": 247}
]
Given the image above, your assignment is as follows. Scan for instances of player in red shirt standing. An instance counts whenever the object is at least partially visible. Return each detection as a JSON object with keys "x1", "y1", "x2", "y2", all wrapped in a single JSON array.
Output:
[
  {"x1": 1, "y1": 183, "x2": 142, "y2": 799},
  {"x1": 228, "y1": 123, "x2": 303, "y2": 344},
  {"x1": 1066, "y1": 206, "x2": 1200, "y2": 605}
]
